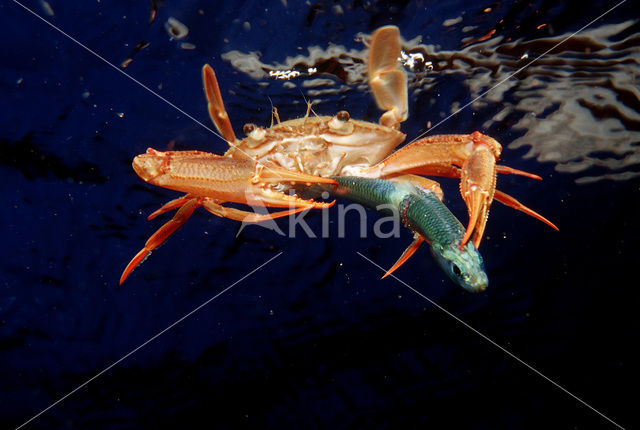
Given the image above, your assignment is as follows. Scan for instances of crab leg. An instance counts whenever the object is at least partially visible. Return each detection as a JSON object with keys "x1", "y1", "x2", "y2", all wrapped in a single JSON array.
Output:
[
  {"x1": 120, "y1": 198, "x2": 199, "y2": 284},
  {"x1": 202, "y1": 64, "x2": 237, "y2": 144},
  {"x1": 382, "y1": 235, "x2": 426, "y2": 279},
  {"x1": 200, "y1": 199, "x2": 314, "y2": 222},
  {"x1": 120, "y1": 196, "x2": 317, "y2": 284},
  {"x1": 148, "y1": 194, "x2": 194, "y2": 220},
  {"x1": 368, "y1": 25, "x2": 408, "y2": 129},
  {"x1": 494, "y1": 190, "x2": 558, "y2": 231},
  {"x1": 496, "y1": 165, "x2": 542, "y2": 180},
  {"x1": 122, "y1": 148, "x2": 337, "y2": 283},
  {"x1": 378, "y1": 174, "x2": 440, "y2": 278},
  {"x1": 366, "y1": 26, "x2": 553, "y2": 248}
]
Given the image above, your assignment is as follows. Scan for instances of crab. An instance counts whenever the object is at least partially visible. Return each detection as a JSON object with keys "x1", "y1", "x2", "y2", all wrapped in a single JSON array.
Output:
[
  {"x1": 122, "y1": 26, "x2": 558, "y2": 283},
  {"x1": 204, "y1": 25, "x2": 557, "y2": 250}
]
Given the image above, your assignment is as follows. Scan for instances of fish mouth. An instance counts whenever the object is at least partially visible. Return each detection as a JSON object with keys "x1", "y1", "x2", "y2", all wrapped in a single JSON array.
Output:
[
  {"x1": 463, "y1": 272, "x2": 489, "y2": 293},
  {"x1": 457, "y1": 243, "x2": 489, "y2": 293}
]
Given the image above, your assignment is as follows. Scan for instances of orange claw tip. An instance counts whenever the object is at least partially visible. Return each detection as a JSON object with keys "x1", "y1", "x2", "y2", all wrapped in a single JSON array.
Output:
[
  {"x1": 539, "y1": 215, "x2": 559, "y2": 231},
  {"x1": 381, "y1": 261, "x2": 402, "y2": 279},
  {"x1": 119, "y1": 273, "x2": 128, "y2": 286},
  {"x1": 147, "y1": 210, "x2": 162, "y2": 221},
  {"x1": 496, "y1": 165, "x2": 543, "y2": 181},
  {"x1": 119, "y1": 249, "x2": 150, "y2": 285},
  {"x1": 307, "y1": 199, "x2": 335, "y2": 210},
  {"x1": 380, "y1": 256, "x2": 408, "y2": 279},
  {"x1": 381, "y1": 236, "x2": 424, "y2": 279},
  {"x1": 459, "y1": 226, "x2": 474, "y2": 250},
  {"x1": 493, "y1": 190, "x2": 559, "y2": 231}
]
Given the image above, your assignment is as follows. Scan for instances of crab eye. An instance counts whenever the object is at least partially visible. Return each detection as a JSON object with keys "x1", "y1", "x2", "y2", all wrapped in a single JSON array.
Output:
[
  {"x1": 336, "y1": 110, "x2": 350, "y2": 122},
  {"x1": 243, "y1": 123, "x2": 257, "y2": 135},
  {"x1": 328, "y1": 111, "x2": 354, "y2": 134},
  {"x1": 242, "y1": 123, "x2": 266, "y2": 147}
]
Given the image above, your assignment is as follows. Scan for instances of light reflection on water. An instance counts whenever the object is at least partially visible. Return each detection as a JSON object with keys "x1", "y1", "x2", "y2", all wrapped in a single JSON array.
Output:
[{"x1": 222, "y1": 20, "x2": 639, "y2": 184}]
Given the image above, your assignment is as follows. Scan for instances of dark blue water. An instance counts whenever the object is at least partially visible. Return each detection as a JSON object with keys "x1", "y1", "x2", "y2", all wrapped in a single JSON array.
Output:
[{"x1": 1, "y1": 1, "x2": 639, "y2": 428}]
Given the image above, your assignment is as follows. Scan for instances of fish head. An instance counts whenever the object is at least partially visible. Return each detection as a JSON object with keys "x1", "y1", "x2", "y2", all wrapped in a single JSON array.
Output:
[{"x1": 430, "y1": 242, "x2": 488, "y2": 293}]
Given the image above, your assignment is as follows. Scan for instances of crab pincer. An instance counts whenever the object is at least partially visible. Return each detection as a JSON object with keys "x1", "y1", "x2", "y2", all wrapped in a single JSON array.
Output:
[{"x1": 361, "y1": 132, "x2": 557, "y2": 248}]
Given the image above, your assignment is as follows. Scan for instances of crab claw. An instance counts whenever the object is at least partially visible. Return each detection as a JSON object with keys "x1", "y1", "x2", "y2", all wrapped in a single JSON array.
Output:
[
  {"x1": 121, "y1": 160, "x2": 337, "y2": 284},
  {"x1": 364, "y1": 131, "x2": 502, "y2": 249},
  {"x1": 459, "y1": 140, "x2": 498, "y2": 249},
  {"x1": 361, "y1": 131, "x2": 555, "y2": 248}
]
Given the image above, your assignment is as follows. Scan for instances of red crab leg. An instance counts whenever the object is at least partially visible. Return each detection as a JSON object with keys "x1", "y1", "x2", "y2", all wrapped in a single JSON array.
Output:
[
  {"x1": 202, "y1": 64, "x2": 237, "y2": 144},
  {"x1": 201, "y1": 199, "x2": 320, "y2": 222},
  {"x1": 120, "y1": 198, "x2": 200, "y2": 284},
  {"x1": 148, "y1": 194, "x2": 195, "y2": 220},
  {"x1": 121, "y1": 196, "x2": 330, "y2": 284},
  {"x1": 123, "y1": 149, "x2": 338, "y2": 283},
  {"x1": 496, "y1": 165, "x2": 542, "y2": 180},
  {"x1": 382, "y1": 235, "x2": 426, "y2": 279},
  {"x1": 494, "y1": 190, "x2": 558, "y2": 231}
]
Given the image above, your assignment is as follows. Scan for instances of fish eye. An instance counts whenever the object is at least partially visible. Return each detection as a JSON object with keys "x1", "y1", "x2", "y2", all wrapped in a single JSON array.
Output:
[{"x1": 451, "y1": 263, "x2": 462, "y2": 277}]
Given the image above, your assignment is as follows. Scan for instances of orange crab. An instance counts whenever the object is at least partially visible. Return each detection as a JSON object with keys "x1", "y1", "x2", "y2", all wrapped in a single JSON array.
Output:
[
  {"x1": 203, "y1": 25, "x2": 557, "y2": 250},
  {"x1": 123, "y1": 26, "x2": 557, "y2": 284}
]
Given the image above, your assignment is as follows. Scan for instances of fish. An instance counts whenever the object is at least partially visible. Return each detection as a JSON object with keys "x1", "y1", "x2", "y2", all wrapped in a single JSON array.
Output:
[{"x1": 326, "y1": 176, "x2": 489, "y2": 292}]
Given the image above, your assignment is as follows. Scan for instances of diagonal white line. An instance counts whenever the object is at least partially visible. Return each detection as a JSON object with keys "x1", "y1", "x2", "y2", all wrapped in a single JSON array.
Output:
[
  {"x1": 357, "y1": 252, "x2": 626, "y2": 430},
  {"x1": 10, "y1": 0, "x2": 227, "y2": 143},
  {"x1": 9, "y1": 0, "x2": 287, "y2": 179},
  {"x1": 15, "y1": 252, "x2": 283, "y2": 430},
  {"x1": 408, "y1": 0, "x2": 628, "y2": 143}
]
